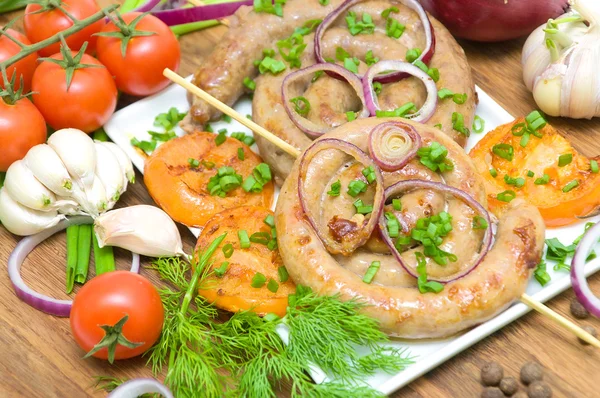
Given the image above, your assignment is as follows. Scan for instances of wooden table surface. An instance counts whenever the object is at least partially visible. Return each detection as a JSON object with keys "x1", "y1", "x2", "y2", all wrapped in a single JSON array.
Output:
[{"x1": 1, "y1": 4, "x2": 599, "y2": 398}]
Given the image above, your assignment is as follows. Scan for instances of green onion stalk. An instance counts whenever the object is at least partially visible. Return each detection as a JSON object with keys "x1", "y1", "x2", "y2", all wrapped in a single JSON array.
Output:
[
  {"x1": 169, "y1": 0, "x2": 244, "y2": 36},
  {"x1": 0, "y1": 0, "x2": 28, "y2": 14}
]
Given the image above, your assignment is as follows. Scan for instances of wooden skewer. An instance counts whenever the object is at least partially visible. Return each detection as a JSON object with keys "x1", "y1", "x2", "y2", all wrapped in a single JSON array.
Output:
[
  {"x1": 187, "y1": 0, "x2": 230, "y2": 26},
  {"x1": 520, "y1": 293, "x2": 600, "y2": 348},
  {"x1": 163, "y1": 69, "x2": 300, "y2": 157},
  {"x1": 164, "y1": 68, "x2": 600, "y2": 349}
]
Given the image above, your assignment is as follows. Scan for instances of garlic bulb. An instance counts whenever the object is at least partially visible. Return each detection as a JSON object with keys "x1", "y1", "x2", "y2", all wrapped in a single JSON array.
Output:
[
  {"x1": 522, "y1": 0, "x2": 600, "y2": 118},
  {"x1": 99, "y1": 141, "x2": 135, "y2": 185},
  {"x1": 94, "y1": 205, "x2": 186, "y2": 258},
  {"x1": 24, "y1": 144, "x2": 77, "y2": 198},
  {"x1": 47, "y1": 128, "x2": 97, "y2": 195},
  {"x1": 0, "y1": 188, "x2": 65, "y2": 236},
  {"x1": 94, "y1": 143, "x2": 125, "y2": 205}
]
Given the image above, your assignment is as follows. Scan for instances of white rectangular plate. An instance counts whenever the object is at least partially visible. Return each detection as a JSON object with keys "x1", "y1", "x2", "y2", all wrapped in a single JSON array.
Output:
[{"x1": 105, "y1": 80, "x2": 600, "y2": 395}]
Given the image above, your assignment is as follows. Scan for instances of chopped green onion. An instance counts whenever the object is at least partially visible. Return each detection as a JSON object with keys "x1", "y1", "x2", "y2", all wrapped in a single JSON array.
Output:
[
  {"x1": 412, "y1": 60, "x2": 428, "y2": 73},
  {"x1": 416, "y1": 252, "x2": 444, "y2": 294},
  {"x1": 327, "y1": 180, "x2": 341, "y2": 197},
  {"x1": 385, "y1": 17, "x2": 405, "y2": 39},
  {"x1": 534, "y1": 174, "x2": 550, "y2": 185},
  {"x1": 251, "y1": 272, "x2": 267, "y2": 288},
  {"x1": 258, "y1": 56, "x2": 286, "y2": 74},
  {"x1": 188, "y1": 158, "x2": 200, "y2": 168},
  {"x1": 267, "y1": 279, "x2": 279, "y2": 293},
  {"x1": 433, "y1": 123, "x2": 442, "y2": 130},
  {"x1": 405, "y1": 48, "x2": 422, "y2": 63},
  {"x1": 496, "y1": 190, "x2": 516, "y2": 202},
  {"x1": 238, "y1": 230, "x2": 250, "y2": 249},
  {"x1": 417, "y1": 141, "x2": 454, "y2": 173},
  {"x1": 362, "y1": 261, "x2": 381, "y2": 284},
  {"x1": 375, "y1": 102, "x2": 416, "y2": 118},
  {"x1": 361, "y1": 165, "x2": 376, "y2": 184},
  {"x1": 319, "y1": 0, "x2": 329, "y2": 5},
  {"x1": 534, "y1": 260, "x2": 551, "y2": 286},
  {"x1": 201, "y1": 160, "x2": 215, "y2": 169},
  {"x1": 264, "y1": 214, "x2": 275, "y2": 227},
  {"x1": 214, "y1": 262, "x2": 229, "y2": 278},
  {"x1": 312, "y1": 70, "x2": 324, "y2": 82},
  {"x1": 492, "y1": 143, "x2": 514, "y2": 161},
  {"x1": 231, "y1": 132, "x2": 255, "y2": 146},
  {"x1": 527, "y1": 170, "x2": 535, "y2": 178},
  {"x1": 472, "y1": 115, "x2": 485, "y2": 133},
  {"x1": 511, "y1": 122, "x2": 528, "y2": 136},
  {"x1": 385, "y1": 212, "x2": 399, "y2": 238},
  {"x1": 254, "y1": 0, "x2": 286, "y2": 17},
  {"x1": 205, "y1": 124, "x2": 214, "y2": 133},
  {"x1": 346, "y1": 111, "x2": 357, "y2": 121},
  {"x1": 130, "y1": 137, "x2": 157, "y2": 154},
  {"x1": 335, "y1": 47, "x2": 351, "y2": 61},
  {"x1": 215, "y1": 130, "x2": 227, "y2": 146},
  {"x1": 489, "y1": 168, "x2": 498, "y2": 178},
  {"x1": 290, "y1": 96, "x2": 310, "y2": 116},
  {"x1": 558, "y1": 153, "x2": 573, "y2": 167},
  {"x1": 347, "y1": 180, "x2": 368, "y2": 197},
  {"x1": 562, "y1": 179, "x2": 579, "y2": 193},
  {"x1": 222, "y1": 114, "x2": 232, "y2": 123},
  {"x1": 343, "y1": 57, "x2": 360, "y2": 73},
  {"x1": 427, "y1": 68, "x2": 439, "y2": 82},
  {"x1": 373, "y1": 81, "x2": 383, "y2": 95},
  {"x1": 504, "y1": 174, "x2": 525, "y2": 188},
  {"x1": 381, "y1": 6, "x2": 398, "y2": 18},
  {"x1": 222, "y1": 243, "x2": 234, "y2": 258},
  {"x1": 345, "y1": 11, "x2": 375, "y2": 35},
  {"x1": 591, "y1": 160, "x2": 599, "y2": 173},
  {"x1": 237, "y1": 148, "x2": 245, "y2": 160},
  {"x1": 243, "y1": 77, "x2": 256, "y2": 91},
  {"x1": 525, "y1": 110, "x2": 546, "y2": 131},
  {"x1": 392, "y1": 198, "x2": 402, "y2": 211},
  {"x1": 437, "y1": 88, "x2": 454, "y2": 99},
  {"x1": 353, "y1": 199, "x2": 372, "y2": 215},
  {"x1": 472, "y1": 215, "x2": 488, "y2": 229},
  {"x1": 250, "y1": 232, "x2": 271, "y2": 245},
  {"x1": 451, "y1": 112, "x2": 470, "y2": 137},
  {"x1": 365, "y1": 49, "x2": 379, "y2": 66},
  {"x1": 277, "y1": 266, "x2": 290, "y2": 283}
]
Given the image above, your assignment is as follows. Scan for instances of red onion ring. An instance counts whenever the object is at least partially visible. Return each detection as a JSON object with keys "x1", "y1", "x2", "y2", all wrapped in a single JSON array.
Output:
[
  {"x1": 314, "y1": 0, "x2": 436, "y2": 83},
  {"x1": 571, "y1": 222, "x2": 600, "y2": 317},
  {"x1": 108, "y1": 378, "x2": 173, "y2": 398},
  {"x1": 132, "y1": 0, "x2": 162, "y2": 12},
  {"x1": 151, "y1": 0, "x2": 253, "y2": 26},
  {"x1": 8, "y1": 216, "x2": 141, "y2": 317},
  {"x1": 298, "y1": 138, "x2": 385, "y2": 255},
  {"x1": 363, "y1": 60, "x2": 438, "y2": 120},
  {"x1": 368, "y1": 121, "x2": 422, "y2": 171},
  {"x1": 378, "y1": 179, "x2": 493, "y2": 283},
  {"x1": 282, "y1": 63, "x2": 370, "y2": 138}
]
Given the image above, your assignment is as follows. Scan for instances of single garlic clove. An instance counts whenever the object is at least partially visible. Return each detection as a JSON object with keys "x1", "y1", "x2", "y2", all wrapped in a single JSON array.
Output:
[
  {"x1": 86, "y1": 175, "x2": 109, "y2": 215},
  {"x1": 4, "y1": 160, "x2": 57, "y2": 211},
  {"x1": 24, "y1": 144, "x2": 75, "y2": 197},
  {"x1": 94, "y1": 143, "x2": 125, "y2": 206},
  {"x1": 99, "y1": 141, "x2": 135, "y2": 185},
  {"x1": 94, "y1": 205, "x2": 186, "y2": 258},
  {"x1": 522, "y1": 25, "x2": 552, "y2": 91},
  {"x1": 0, "y1": 188, "x2": 65, "y2": 236},
  {"x1": 47, "y1": 128, "x2": 97, "y2": 196},
  {"x1": 533, "y1": 74, "x2": 562, "y2": 117}
]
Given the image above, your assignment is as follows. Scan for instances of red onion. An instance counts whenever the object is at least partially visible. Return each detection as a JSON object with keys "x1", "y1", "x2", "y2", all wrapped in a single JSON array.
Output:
[
  {"x1": 151, "y1": 0, "x2": 253, "y2": 26},
  {"x1": 282, "y1": 63, "x2": 370, "y2": 138},
  {"x1": 108, "y1": 378, "x2": 173, "y2": 398},
  {"x1": 420, "y1": 0, "x2": 569, "y2": 42},
  {"x1": 314, "y1": 0, "x2": 435, "y2": 82},
  {"x1": 298, "y1": 138, "x2": 385, "y2": 255},
  {"x1": 571, "y1": 222, "x2": 600, "y2": 317},
  {"x1": 368, "y1": 121, "x2": 422, "y2": 171},
  {"x1": 363, "y1": 60, "x2": 438, "y2": 120},
  {"x1": 132, "y1": 0, "x2": 162, "y2": 12},
  {"x1": 378, "y1": 179, "x2": 493, "y2": 283},
  {"x1": 8, "y1": 216, "x2": 140, "y2": 317}
]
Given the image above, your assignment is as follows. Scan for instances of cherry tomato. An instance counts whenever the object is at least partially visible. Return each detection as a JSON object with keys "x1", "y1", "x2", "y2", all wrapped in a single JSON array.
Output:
[
  {"x1": 70, "y1": 271, "x2": 164, "y2": 362},
  {"x1": 0, "y1": 97, "x2": 47, "y2": 171},
  {"x1": 96, "y1": 12, "x2": 180, "y2": 96},
  {"x1": 23, "y1": 0, "x2": 103, "y2": 57},
  {"x1": 31, "y1": 51, "x2": 117, "y2": 133},
  {"x1": 0, "y1": 29, "x2": 38, "y2": 92}
]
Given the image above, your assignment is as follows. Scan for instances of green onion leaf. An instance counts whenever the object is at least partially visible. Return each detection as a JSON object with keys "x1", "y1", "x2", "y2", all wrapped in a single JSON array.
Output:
[
  {"x1": 472, "y1": 215, "x2": 488, "y2": 229},
  {"x1": 405, "y1": 48, "x2": 421, "y2": 63},
  {"x1": 392, "y1": 198, "x2": 402, "y2": 211},
  {"x1": 243, "y1": 77, "x2": 256, "y2": 91},
  {"x1": 214, "y1": 262, "x2": 229, "y2": 278},
  {"x1": 251, "y1": 272, "x2": 267, "y2": 288},
  {"x1": 562, "y1": 179, "x2": 579, "y2": 193},
  {"x1": 290, "y1": 96, "x2": 311, "y2": 116},
  {"x1": 238, "y1": 230, "x2": 251, "y2": 249},
  {"x1": 327, "y1": 180, "x2": 341, "y2": 197},
  {"x1": 451, "y1": 112, "x2": 470, "y2": 137},
  {"x1": 534, "y1": 174, "x2": 550, "y2": 185},
  {"x1": 347, "y1": 180, "x2": 368, "y2": 197},
  {"x1": 496, "y1": 190, "x2": 516, "y2": 202},
  {"x1": 472, "y1": 115, "x2": 485, "y2": 133},
  {"x1": 365, "y1": 49, "x2": 379, "y2": 66},
  {"x1": 222, "y1": 243, "x2": 234, "y2": 258},
  {"x1": 591, "y1": 160, "x2": 599, "y2": 173},
  {"x1": 362, "y1": 261, "x2": 380, "y2": 284},
  {"x1": 558, "y1": 153, "x2": 573, "y2": 167},
  {"x1": 188, "y1": 158, "x2": 200, "y2": 168},
  {"x1": 492, "y1": 143, "x2": 514, "y2": 161},
  {"x1": 267, "y1": 279, "x2": 279, "y2": 293},
  {"x1": 278, "y1": 266, "x2": 289, "y2": 282},
  {"x1": 489, "y1": 168, "x2": 498, "y2": 178}
]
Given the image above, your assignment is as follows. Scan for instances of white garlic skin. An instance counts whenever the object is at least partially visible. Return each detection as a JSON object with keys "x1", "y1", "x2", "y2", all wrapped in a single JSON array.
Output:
[
  {"x1": 94, "y1": 205, "x2": 185, "y2": 258},
  {"x1": 0, "y1": 188, "x2": 65, "y2": 236},
  {"x1": 23, "y1": 144, "x2": 76, "y2": 198},
  {"x1": 86, "y1": 175, "x2": 109, "y2": 215},
  {"x1": 4, "y1": 160, "x2": 57, "y2": 211},
  {"x1": 94, "y1": 142, "x2": 125, "y2": 206},
  {"x1": 100, "y1": 141, "x2": 135, "y2": 185},
  {"x1": 47, "y1": 128, "x2": 97, "y2": 195}
]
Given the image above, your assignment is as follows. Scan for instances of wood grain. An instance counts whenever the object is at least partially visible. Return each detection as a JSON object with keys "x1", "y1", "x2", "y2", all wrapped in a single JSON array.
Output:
[{"x1": 1, "y1": 4, "x2": 599, "y2": 398}]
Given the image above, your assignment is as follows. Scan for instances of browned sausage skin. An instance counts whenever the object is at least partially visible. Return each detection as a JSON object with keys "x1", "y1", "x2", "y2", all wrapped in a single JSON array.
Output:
[{"x1": 275, "y1": 118, "x2": 545, "y2": 338}]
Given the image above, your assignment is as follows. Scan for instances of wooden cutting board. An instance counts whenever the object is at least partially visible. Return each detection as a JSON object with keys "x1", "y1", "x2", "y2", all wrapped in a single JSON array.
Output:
[{"x1": 1, "y1": 3, "x2": 599, "y2": 397}]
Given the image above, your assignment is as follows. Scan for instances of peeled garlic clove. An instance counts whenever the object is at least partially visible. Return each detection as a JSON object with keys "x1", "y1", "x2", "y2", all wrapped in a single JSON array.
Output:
[
  {"x1": 95, "y1": 143, "x2": 125, "y2": 205},
  {"x1": 100, "y1": 141, "x2": 135, "y2": 185},
  {"x1": 94, "y1": 205, "x2": 185, "y2": 258},
  {"x1": 533, "y1": 70, "x2": 563, "y2": 117},
  {"x1": 85, "y1": 175, "x2": 109, "y2": 215},
  {"x1": 0, "y1": 188, "x2": 65, "y2": 236},
  {"x1": 24, "y1": 144, "x2": 75, "y2": 197},
  {"x1": 47, "y1": 128, "x2": 96, "y2": 195},
  {"x1": 4, "y1": 160, "x2": 57, "y2": 211}
]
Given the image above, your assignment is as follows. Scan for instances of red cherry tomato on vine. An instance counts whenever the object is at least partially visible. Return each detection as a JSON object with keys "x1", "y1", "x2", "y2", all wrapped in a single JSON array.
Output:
[
  {"x1": 31, "y1": 50, "x2": 117, "y2": 133},
  {"x1": 23, "y1": 0, "x2": 103, "y2": 57},
  {"x1": 96, "y1": 12, "x2": 180, "y2": 96},
  {"x1": 70, "y1": 271, "x2": 164, "y2": 362},
  {"x1": 0, "y1": 29, "x2": 38, "y2": 92},
  {"x1": 0, "y1": 96, "x2": 47, "y2": 171}
]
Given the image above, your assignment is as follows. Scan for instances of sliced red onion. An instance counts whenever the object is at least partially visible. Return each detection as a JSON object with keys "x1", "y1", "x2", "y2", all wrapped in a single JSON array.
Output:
[
  {"x1": 314, "y1": 0, "x2": 436, "y2": 82},
  {"x1": 378, "y1": 180, "x2": 493, "y2": 283},
  {"x1": 571, "y1": 222, "x2": 600, "y2": 317},
  {"x1": 108, "y1": 378, "x2": 173, "y2": 398},
  {"x1": 298, "y1": 138, "x2": 385, "y2": 255},
  {"x1": 368, "y1": 121, "x2": 422, "y2": 171},
  {"x1": 151, "y1": 0, "x2": 253, "y2": 26},
  {"x1": 8, "y1": 216, "x2": 140, "y2": 317},
  {"x1": 282, "y1": 63, "x2": 370, "y2": 138},
  {"x1": 363, "y1": 60, "x2": 438, "y2": 121},
  {"x1": 132, "y1": 0, "x2": 162, "y2": 12}
]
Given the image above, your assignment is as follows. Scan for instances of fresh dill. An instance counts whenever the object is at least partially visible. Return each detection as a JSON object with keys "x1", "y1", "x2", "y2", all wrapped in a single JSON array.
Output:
[{"x1": 145, "y1": 235, "x2": 415, "y2": 397}]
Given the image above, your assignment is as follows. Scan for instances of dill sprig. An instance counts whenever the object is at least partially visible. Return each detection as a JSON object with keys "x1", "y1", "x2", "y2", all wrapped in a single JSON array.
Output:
[{"x1": 145, "y1": 235, "x2": 415, "y2": 397}]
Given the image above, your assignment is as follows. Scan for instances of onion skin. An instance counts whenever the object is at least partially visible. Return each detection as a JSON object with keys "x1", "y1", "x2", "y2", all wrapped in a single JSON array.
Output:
[
  {"x1": 368, "y1": 122, "x2": 422, "y2": 171},
  {"x1": 420, "y1": 0, "x2": 569, "y2": 42},
  {"x1": 571, "y1": 222, "x2": 600, "y2": 318}
]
